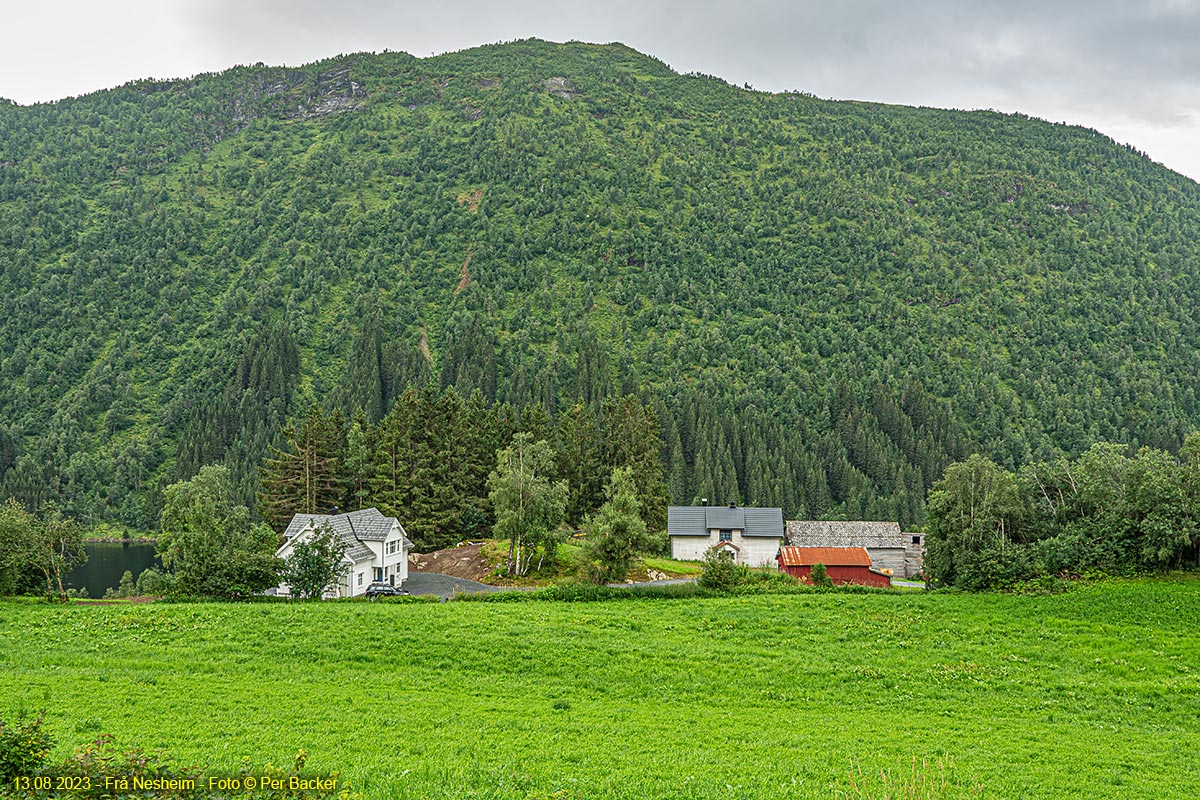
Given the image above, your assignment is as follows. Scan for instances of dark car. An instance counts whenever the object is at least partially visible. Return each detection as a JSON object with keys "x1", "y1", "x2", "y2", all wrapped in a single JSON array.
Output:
[{"x1": 365, "y1": 582, "x2": 407, "y2": 599}]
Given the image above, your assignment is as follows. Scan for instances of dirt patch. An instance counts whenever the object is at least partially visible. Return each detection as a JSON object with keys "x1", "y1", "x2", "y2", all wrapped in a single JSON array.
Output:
[
  {"x1": 417, "y1": 329, "x2": 431, "y2": 362},
  {"x1": 457, "y1": 188, "x2": 483, "y2": 213},
  {"x1": 410, "y1": 543, "x2": 497, "y2": 582},
  {"x1": 454, "y1": 248, "x2": 473, "y2": 294}
]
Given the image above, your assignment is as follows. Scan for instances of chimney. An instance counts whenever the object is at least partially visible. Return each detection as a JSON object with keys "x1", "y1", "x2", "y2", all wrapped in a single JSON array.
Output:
[
  {"x1": 729, "y1": 502, "x2": 737, "y2": 509},
  {"x1": 701, "y1": 498, "x2": 708, "y2": 507}
]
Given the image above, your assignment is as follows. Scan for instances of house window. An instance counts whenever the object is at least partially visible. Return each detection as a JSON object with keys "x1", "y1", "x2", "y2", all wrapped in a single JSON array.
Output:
[
  {"x1": 719, "y1": 530, "x2": 733, "y2": 542},
  {"x1": 911, "y1": 535, "x2": 922, "y2": 545},
  {"x1": 357, "y1": 572, "x2": 363, "y2": 586}
]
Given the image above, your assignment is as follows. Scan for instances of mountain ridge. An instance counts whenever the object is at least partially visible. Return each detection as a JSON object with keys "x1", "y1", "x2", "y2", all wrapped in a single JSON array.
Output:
[{"x1": 2, "y1": 39, "x2": 1199, "y2": 532}]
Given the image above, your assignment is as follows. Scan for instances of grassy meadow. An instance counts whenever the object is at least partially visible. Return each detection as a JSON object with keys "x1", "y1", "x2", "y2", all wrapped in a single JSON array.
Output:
[{"x1": 2, "y1": 579, "x2": 1198, "y2": 798}]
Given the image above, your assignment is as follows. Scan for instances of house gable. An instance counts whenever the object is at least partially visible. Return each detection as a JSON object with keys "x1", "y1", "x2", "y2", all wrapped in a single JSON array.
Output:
[{"x1": 668, "y1": 505, "x2": 784, "y2": 568}]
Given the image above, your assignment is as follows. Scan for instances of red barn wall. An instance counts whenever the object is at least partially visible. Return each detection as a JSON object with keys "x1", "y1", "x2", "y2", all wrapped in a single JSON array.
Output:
[{"x1": 781, "y1": 563, "x2": 889, "y2": 588}]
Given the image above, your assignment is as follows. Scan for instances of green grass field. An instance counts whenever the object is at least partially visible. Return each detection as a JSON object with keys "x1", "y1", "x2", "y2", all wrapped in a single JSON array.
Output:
[{"x1": 2, "y1": 579, "x2": 1198, "y2": 798}]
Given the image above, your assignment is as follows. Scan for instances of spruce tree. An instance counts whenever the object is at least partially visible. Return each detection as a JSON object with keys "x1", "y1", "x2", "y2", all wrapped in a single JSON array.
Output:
[{"x1": 259, "y1": 407, "x2": 344, "y2": 531}]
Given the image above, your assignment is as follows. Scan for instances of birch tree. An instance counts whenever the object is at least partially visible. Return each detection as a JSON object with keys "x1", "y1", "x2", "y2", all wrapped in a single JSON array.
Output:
[{"x1": 488, "y1": 433, "x2": 567, "y2": 576}]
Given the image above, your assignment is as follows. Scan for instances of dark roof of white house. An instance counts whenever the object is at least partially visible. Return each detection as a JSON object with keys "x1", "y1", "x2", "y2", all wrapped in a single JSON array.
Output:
[
  {"x1": 668, "y1": 505, "x2": 784, "y2": 538},
  {"x1": 282, "y1": 508, "x2": 410, "y2": 563},
  {"x1": 785, "y1": 520, "x2": 903, "y2": 550}
]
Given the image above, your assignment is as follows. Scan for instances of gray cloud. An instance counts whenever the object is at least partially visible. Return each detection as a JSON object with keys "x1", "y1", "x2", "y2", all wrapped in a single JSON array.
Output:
[{"x1": 2, "y1": 1, "x2": 1199, "y2": 180}]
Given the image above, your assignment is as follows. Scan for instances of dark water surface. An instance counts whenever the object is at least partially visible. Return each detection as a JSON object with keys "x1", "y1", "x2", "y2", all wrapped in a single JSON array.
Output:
[{"x1": 66, "y1": 542, "x2": 158, "y2": 596}]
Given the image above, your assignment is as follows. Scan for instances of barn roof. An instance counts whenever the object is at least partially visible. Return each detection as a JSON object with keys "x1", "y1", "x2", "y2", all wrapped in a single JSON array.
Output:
[
  {"x1": 785, "y1": 520, "x2": 903, "y2": 549},
  {"x1": 668, "y1": 505, "x2": 784, "y2": 538},
  {"x1": 778, "y1": 546, "x2": 872, "y2": 567}
]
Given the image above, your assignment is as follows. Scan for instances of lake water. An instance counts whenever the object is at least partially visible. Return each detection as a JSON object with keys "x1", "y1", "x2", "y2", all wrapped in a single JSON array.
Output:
[{"x1": 66, "y1": 542, "x2": 159, "y2": 597}]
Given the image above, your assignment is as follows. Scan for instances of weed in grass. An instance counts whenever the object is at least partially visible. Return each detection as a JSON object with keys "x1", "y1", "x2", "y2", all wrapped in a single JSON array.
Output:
[{"x1": 838, "y1": 756, "x2": 983, "y2": 799}]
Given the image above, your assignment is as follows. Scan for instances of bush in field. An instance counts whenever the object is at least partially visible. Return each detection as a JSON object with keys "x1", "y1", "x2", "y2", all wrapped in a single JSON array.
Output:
[
  {"x1": 697, "y1": 546, "x2": 740, "y2": 591},
  {"x1": 134, "y1": 567, "x2": 176, "y2": 596},
  {"x1": 586, "y1": 467, "x2": 653, "y2": 583},
  {"x1": 52, "y1": 732, "x2": 200, "y2": 794},
  {"x1": 0, "y1": 716, "x2": 336, "y2": 799},
  {"x1": 810, "y1": 562, "x2": 833, "y2": 588},
  {"x1": 0, "y1": 715, "x2": 51, "y2": 783}
]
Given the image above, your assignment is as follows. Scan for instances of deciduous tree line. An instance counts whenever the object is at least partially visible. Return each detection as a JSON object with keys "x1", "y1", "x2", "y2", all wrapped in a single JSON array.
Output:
[
  {"x1": 925, "y1": 436, "x2": 1200, "y2": 589},
  {"x1": 0, "y1": 499, "x2": 87, "y2": 600}
]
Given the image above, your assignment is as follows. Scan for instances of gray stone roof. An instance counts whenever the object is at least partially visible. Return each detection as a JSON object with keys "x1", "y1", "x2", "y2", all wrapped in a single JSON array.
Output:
[
  {"x1": 668, "y1": 506, "x2": 784, "y2": 538},
  {"x1": 282, "y1": 508, "x2": 410, "y2": 564},
  {"x1": 785, "y1": 521, "x2": 904, "y2": 550}
]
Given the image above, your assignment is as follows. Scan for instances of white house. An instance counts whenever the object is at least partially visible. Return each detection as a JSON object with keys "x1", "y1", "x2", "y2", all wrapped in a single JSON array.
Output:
[
  {"x1": 668, "y1": 504, "x2": 785, "y2": 567},
  {"x1": 275, "y1": 508, "x2": 413, "y2": 598}
]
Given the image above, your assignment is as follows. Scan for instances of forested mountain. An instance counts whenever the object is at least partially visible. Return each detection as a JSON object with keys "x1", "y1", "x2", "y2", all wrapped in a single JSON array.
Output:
[{"x1": 2, "y1": 39, "x2": 1199, "y2": 533}]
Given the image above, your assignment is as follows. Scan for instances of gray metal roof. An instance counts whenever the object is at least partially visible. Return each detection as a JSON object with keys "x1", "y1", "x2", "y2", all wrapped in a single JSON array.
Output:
[
  {"x1": 667, "y1": 505, "x2": 784, "y2": 538},
  {"x1": 785, "y1": 521, "x2": 903, "y2": 549},
  {"x1": 743, "y1": 508, "x2": 785, "y2": 537},
  {"x1": 704, "y1": 506, "x2": 744, "y2": 530},
  {"x1": 282, "y1": 508, "x2": 411, "y2": 564},
  {"x1": 667, "y1": 506, "x2": 707, "y2": 536}
]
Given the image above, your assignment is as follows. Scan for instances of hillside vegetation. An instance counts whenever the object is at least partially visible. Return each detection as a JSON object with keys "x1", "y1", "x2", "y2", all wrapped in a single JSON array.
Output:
[{"x1": 3, "y1": 39, "x2": 1200, "y2": 532}]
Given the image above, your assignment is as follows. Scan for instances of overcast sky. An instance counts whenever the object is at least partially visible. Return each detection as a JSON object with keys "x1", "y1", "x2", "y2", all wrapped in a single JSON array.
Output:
[{"x1": 3, "y1": 1, "x2": 1198, "y2": 182}]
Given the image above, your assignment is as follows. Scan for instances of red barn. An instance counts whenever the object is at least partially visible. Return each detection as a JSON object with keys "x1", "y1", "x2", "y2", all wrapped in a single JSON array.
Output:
[{"x1": 777, "y1": 546, "x2": 892, "y2": 588}]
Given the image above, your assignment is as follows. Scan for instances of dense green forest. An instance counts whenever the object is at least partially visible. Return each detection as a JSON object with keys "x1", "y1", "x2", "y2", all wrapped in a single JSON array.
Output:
[
  {"x1": 2, "y1": 39, "x2": 1199, "y2": 534},
  {"x1": 258, "y1": 390, "x2": 668, "y2": 551}
]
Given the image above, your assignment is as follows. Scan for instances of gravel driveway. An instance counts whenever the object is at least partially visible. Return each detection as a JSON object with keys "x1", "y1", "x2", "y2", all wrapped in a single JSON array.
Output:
[{"x1": 402, "y1": 572, "x2": 504, "y2": 600}]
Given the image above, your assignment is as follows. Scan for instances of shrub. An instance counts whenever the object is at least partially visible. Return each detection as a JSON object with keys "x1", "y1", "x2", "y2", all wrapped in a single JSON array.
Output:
[
  {"x1": 3, "y1": 717, "x2": 339, "y2": 799},
  {"x1": 0, "y1": 714, "x2": 51, "y2": 783},
  {"x1": 697, "y1": 547, "x2": 739, "y2": 591},
  {"x1": 810, "y1": 562, "x2": 833, "y2": 588},
  {"x1": 54, "y1": 732, "x2": 198, "y2": 794},
  {"x1": 953, "y1": 545, "x2": 1033, "y2": 592},
  {"x1": 134, "y1": 567, "x2": 176, "y2": 596},
  {"x1": 281, "y1": 523, "x2": 348, "y2": 599}
]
